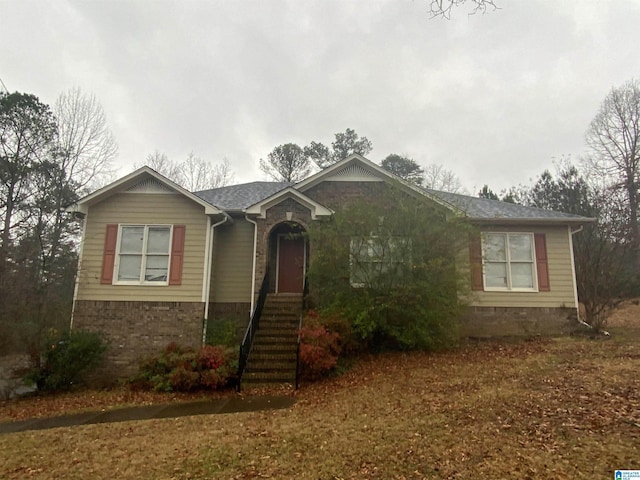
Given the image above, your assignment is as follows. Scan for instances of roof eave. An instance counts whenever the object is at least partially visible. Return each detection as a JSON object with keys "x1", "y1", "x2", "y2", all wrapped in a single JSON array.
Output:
[{"x1": 469, "y1": 216, "x2": 596, "y2": 225}]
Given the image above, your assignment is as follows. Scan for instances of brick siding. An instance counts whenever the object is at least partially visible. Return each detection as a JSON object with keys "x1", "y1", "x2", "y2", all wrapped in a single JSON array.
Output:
[
  {"x1": 72, "y1": 300, "x2": 204, "y2": 380},
  {"x1": 459, "y1": 306, "x2": 580, "y2": 337}
]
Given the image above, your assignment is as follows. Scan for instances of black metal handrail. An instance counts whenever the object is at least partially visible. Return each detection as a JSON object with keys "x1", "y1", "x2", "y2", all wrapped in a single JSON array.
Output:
[
  {"x1": 295, "y1": 276, "x2": 309, "y2": 390},
  {"x1": 238, "y1": 268, "x2": 269, "y2": 390}
]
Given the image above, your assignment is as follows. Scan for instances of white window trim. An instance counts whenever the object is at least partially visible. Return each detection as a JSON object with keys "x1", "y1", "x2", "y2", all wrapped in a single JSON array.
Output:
[
  {"x1": 113, "y1": 224, "x2": 173, "y2": 286},
  {"x1": 482, "y1": 232, "x2": 539, "y2": 292}
]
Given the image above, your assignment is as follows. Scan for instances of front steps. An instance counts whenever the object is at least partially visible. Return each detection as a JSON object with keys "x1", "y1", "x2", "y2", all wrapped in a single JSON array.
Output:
[{"x1": 241, "y1": 294, "x2": 302, "y2": 387}]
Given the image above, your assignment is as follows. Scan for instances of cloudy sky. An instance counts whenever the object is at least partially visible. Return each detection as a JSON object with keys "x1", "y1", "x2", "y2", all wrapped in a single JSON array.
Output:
[{"x1": 2, "y1": 0, "x2": 640, "y2": 193}]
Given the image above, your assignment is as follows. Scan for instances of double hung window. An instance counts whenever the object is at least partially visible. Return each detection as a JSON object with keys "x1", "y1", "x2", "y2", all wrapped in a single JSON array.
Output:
[
  {"x1": 350, "y1": 236, "x2": 410, "y2": 288},
  {"x1": 116, "y1": 225, "x2": 172, "y2": 284},
  {"x1": 482, "y1": 233, "x2": 536, "y2": 291}
]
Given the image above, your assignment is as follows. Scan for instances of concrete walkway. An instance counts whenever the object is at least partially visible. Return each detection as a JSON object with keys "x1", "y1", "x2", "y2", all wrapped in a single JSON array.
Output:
[{"x1": 0, "y1": 395, "x2": 296, "y2": 434}]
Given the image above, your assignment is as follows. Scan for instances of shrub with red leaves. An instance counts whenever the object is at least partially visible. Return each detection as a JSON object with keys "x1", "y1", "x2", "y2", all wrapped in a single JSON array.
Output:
[
  {"x1": 299, "y1": 326, "x2": 341, "y2": 381},
  {"x1": 130, "y1": 343, "x2": 237, "y2": 392}
]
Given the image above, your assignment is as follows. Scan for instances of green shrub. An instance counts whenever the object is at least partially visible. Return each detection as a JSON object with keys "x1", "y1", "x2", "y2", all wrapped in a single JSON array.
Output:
[
  {"x1": 130, "y1": 343, "x2": 237, "y2": 392},
  {"x1": 205, "y1": 318, "x2": 239, "y2": 347},
  {"x1": 307, "y1": 185, "x2": 468, "y2": 352},
  {"x1": 25, "y1": 329, "x2": 106, "y2": 392}
]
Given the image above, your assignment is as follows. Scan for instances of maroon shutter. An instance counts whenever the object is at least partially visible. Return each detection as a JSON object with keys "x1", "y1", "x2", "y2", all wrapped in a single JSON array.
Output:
[
  {"x1": 169, "y1": 225, "x2": 186, "y2": 286},
  {"x1": 469, "y1": 234, "x2": 484, "y2": 291},
  {"x1": 534, "y1": 233, "x2": 550, "y2": 292},
  {"x1": 100, "y1": 224, "x2": 119, "y2": 284}
]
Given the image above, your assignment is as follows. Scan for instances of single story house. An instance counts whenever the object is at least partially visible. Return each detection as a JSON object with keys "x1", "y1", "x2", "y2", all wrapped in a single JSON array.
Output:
[{"x1": 67, "y1": 154, "x2": 592, "y2": 377}]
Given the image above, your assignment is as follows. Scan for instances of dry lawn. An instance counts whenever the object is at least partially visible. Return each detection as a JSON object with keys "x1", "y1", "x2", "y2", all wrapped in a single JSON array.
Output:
[{"x1": 1, "y1": 305, "x2": 640, "y2": 479}]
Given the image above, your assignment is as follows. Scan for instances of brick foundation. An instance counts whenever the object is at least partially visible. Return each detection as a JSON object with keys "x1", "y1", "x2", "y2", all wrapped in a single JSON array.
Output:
[
  {"x1": 459, "y1": 306, "x2": 581, "y2": 337},
  {"x1": 210, "y1": 302, "x2": 252, "y2": 341},
  {"x1": 72, "y1": 300, "x2": 205, "y2": 380}
]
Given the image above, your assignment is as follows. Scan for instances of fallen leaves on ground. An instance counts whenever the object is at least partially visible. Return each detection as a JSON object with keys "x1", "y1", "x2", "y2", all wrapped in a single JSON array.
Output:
[{"x1": 1, "y1": 307, "x2": 639, "y2": 479}]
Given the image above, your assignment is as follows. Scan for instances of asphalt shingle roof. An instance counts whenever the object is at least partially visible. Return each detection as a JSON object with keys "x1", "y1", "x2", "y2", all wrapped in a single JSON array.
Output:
[
  {"x1": 425, "y1": 189, "x2": 590, "y2": 222},
  {"x1": 194, "y1": 181, "x2": 291, "y2": 211},
  {"x1": 194, "y1": 181, "x2": 591, "y2": 223}
]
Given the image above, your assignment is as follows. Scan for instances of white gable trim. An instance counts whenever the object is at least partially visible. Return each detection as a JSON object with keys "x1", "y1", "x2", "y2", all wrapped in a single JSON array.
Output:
[
  {"x1": 66, "y1": 166, "x2": 224, "y2": 216},
  {"x1": 244, "y1": 187, "x2": 333, "y2": 220},
  {"x1": 125, "y1": 177, "x2": 175, "y2": 194},
  {"x1": 322, "y1": 162, "x2": 384, "y2": 182}
]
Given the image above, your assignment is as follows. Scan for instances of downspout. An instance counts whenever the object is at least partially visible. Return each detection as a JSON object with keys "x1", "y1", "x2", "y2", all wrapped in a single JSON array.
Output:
[
  {"x1": 569, "y1": 225, "x2": 595, "y2": 330},
  {"x1": 245, "y1": 214, "x2": 258, "y2": 316},
  {"x1": 202, "y1": 214, "x2": 229, "y2": 344},
  {"x1": 69, "y1": 213, "x2": 87, "y2": 330}
]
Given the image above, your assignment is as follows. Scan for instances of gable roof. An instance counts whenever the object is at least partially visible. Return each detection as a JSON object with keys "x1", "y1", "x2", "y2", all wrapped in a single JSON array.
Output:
[
  {"x1": 67, "y1": 166, "x2": 225, "y2": 216},
  {"x1": 244, "y1": 187, "x2": 333, "y2": 219},
  {"x1": 75, "y1": 159, "x2": 594, "y2": 225},
  {"x1": 192, "y1": 155, "x2": 593, "y2": 224}
]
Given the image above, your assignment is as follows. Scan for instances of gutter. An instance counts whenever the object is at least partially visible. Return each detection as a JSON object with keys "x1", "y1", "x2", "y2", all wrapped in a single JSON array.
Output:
[
  {"x1": 245, "y1": 214, "x2": 259, "y2": 316},
  {"x1": 469, "y1": 217, "x2": 597, "y2": 226},
  {"x1": 69, "y1": 212, "x2": 87, "y2": 330},
  {"x1": 202, "y1": 213, "x2": 230, "y2": 344},
  {"x1": 569, "y1": 224, "x2": 610, "y2": 335}
]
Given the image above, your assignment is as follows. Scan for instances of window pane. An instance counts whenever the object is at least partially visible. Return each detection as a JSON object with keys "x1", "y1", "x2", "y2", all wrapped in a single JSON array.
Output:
[
  {"x1": 370, "y1": 237, "x2": 387, "y2": 260},
  {"x1": 350, "y1": 237, "x2": 366, "y2": 258},
  {"x1": 120, "y1": 227, "x2": 144, "y2": 253},
  {"x1": 509, "y1": 235, "x2": 532, "y2": 262},
  {"x1": 147, "y1": 227, "x2": 171, "y2": 253},
  {"x1": 485, "y1": 262, "x2": 507, "y2": 288},
  {"x1": 484, "y1": 234, "x2": 506, "y2": 261},
  {"x1": 144, "y1": 255, "x2": 169, "y2": 282},
  {"x1": 511, "y1": 263, "x2": 534, "y2": 288},
  {"x1": 118, "y1": 255, "x2": 142, "y2": 281}
]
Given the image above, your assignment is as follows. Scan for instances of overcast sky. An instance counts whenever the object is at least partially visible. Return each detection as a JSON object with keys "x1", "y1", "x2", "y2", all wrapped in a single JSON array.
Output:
[{"x1": 2, "y1": 0, "x2": 640, "y2": 193}]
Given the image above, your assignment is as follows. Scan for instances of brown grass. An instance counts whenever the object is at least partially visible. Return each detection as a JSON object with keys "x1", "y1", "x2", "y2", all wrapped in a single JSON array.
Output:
[{"x1": 1, "y1": 306, "x2": 639, "y2": 479}]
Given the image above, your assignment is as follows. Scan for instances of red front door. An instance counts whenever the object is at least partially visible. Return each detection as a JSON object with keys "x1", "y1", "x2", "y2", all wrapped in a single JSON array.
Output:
[{"x1": 277, "y1": 236, "x2": 305, "y2": 293}]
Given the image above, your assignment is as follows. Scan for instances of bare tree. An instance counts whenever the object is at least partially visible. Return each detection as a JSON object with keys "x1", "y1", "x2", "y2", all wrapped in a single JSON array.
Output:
[
  {"x1": 422, "y1": 164, "x2": 465, "y2": 193},
  {"x1": 181, "y1": 153, "x2": 234, "y2": 191},
  {"x1": 428, "y1": 0, "x2": 498, "y2": 19},
  {"x1": 54, "y1": 87, "x2": 117, "y2": 193},
  {"x1": 140, "y1": 151, "x2": 182, "y2": 180},
  {"x1": 259, "y1": 143, "x2": 312, "y2": 182},
  {"x1": 138, "y1": 151, "x2": 234, "y2": 190},
  {"x1": 586, "y1": 78, "x2": 640, "y2": 267}
]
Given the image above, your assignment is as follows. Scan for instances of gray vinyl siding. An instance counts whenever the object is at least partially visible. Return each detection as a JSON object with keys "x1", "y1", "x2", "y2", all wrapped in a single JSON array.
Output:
[
  {"x1": 470, "y1": 225, "x2": 577, "y2": 308},
  {"x1": 210, "y1": 218, "x2": 254, "y2": 303},
  {"x1": 76, "y1": 192, "x2": 208, "y2": 302}
]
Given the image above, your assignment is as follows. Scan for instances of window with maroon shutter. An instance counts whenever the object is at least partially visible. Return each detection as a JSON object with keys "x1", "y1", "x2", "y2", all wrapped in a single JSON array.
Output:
[
  {"x1": 101, "y1": 224, "x2": 183, "y2": 285},
  {"x1": 168, "y1": 225, "x2": 185, "y2": 286},
  {"x1": 534, "y1": 233, "x2": 550, "y2": 292},
  {"x1": 469, "y1": 234, "x2": 484, "y2": 291},
  {"x1": 100, "y1": 224, "x2": 119, "y2": 284},
  {"x1": 481, "y1": 232, "x2": 538, "y2": 291}
]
